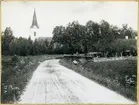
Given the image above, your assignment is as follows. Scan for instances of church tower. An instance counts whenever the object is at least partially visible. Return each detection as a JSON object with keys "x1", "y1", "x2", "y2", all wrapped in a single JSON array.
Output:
[{"x1": 30, "y1": 8, "x2": 39, "y2": 41}]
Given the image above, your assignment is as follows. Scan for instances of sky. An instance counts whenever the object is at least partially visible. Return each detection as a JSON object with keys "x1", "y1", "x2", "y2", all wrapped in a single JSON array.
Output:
[{"x1": 1, "y1": 1, "x2": 138, "y2": 38}]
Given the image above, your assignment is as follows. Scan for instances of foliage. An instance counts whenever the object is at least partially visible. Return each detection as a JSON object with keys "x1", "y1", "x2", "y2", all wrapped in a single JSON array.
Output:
[
  {"x1": 2, "y1": 27, "x2": 15, "y2": 55},
  {"x1": 111, "y1": 39, "x2": 137, "y2": 52},
  {"x1": 2, "y1": 55, "x2": 59, "y2": 103},
  {"x1": 11, "y1": 55, "x2": 19, "y2": 63},
  {"x1": 52, "y1": 20, "x2": 137, "y2": 55},
  {"x1": 2, "y1": 19, "x2": 137, "y2": 56},
  {"x1": 2, "y1": 27, "x2": 50, "y2": 56}
]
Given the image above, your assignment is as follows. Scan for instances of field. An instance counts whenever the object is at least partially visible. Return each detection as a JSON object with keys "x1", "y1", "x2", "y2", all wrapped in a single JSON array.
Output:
[
  {"x1": 2, "y1": 55, "x2": 137, "y2": 103},
  {"x1": 1, "y1": 55, "x2": 61, "y2": 103},
  {"x1": 60, "y1": 58, "x2": 137, "y2": 102}
]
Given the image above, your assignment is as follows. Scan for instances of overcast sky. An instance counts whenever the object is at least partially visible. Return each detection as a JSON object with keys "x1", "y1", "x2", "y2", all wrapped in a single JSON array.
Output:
[{"x1": 2, "y1": 1, "x2": 138, "y2": 38}]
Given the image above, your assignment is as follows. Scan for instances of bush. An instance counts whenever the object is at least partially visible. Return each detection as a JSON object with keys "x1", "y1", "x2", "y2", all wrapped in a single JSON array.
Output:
[{"x1": 11, "y1": 55, "x2": 19, "y2": 63}]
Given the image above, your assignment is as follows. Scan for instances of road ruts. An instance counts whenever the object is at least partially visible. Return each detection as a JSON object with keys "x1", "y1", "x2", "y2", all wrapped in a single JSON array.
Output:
[{"x1": 18, "y1": 59, "x2": 135, "y2": 104}]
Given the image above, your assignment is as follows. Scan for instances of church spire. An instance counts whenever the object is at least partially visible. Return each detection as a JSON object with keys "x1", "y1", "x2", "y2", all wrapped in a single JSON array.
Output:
[{"x1": 30, "y1": 8, "x2": 39, "y2": 29}]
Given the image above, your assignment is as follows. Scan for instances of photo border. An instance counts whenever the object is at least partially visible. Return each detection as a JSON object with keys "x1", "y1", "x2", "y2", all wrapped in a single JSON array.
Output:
[{"x1": 0, "y1": 0, "x2": 138, "y2": 105}]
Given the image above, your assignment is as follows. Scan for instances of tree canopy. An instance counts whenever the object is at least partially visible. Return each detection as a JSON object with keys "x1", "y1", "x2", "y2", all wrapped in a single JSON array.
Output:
[
  {"x1": 52, "y1": 20, "x2": 137, "y2": 56},
  {"x1": 2, "y1": 20, "x2": 137, "y2": 56},
  {"x1": 2, "y1": 27, "x2": 49, "y2": 56}
]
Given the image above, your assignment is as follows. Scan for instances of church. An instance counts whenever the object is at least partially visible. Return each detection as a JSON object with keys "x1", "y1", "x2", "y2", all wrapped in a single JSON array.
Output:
[
  {"x1": 30, "y1": 8, "x2": 39, "y2": 41},
  {"x1": 30, "y1": 8, "x2": 52, "y2": 43}
]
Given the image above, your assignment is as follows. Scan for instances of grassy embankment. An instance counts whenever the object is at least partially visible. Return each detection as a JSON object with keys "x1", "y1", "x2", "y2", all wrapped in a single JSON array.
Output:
[
  {"x1": 1, "y1": 55, "x2": 60, "y2": 104},
  {"x1": 60, "y1": 58, "x2": 137, "y2": 102}
]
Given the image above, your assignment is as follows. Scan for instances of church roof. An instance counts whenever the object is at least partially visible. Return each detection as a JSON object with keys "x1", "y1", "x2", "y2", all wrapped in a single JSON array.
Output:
[
  {"x1": 30, "y1": 9, "x2": 39, "y2": 29},
  {"x1": 37, "y1": 37, "x2": 52, "y2": 43}
]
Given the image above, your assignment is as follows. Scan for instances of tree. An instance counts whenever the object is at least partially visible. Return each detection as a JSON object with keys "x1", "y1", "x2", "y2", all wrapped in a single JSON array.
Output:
[
  {"x1": 52, "y1": 21, "x2": 85, "y2": 54},
  {"x1": 84, "y1": 21, "x2": 100, "y2": 53},
  {"x1": 9, "y1": 37, "x2": 29, "y2": 56},
  {"x1": 65, "y1": 21, "x2": 85, "y2": 54},
  {"x1": 9, "y1": 38, "x2": 19, "y2": 55},
  {"x1": 52, "y1": 25, "x2": 66, "y2": 44},
  {"x1": 119, "y1": 24, "x2": 136, "y2": 39},
  {"x1": 111, "y1": 39, "x2": 137, "y2": 56},
  {"x1": 110, "y1": 25, "x2": 121, "y2": 39},
  {"x1": 2, "y1": 27, "x2": 15, "y2": 55},
  {"x1": 27, "y1": 36, "x2": 33, "y2": 55},
  {"x1": 43, "y1": 39, "x2": 49, "y2": 53},
  {"x1": 96, "y1": 20, "x2": 114, "y2": 56}
]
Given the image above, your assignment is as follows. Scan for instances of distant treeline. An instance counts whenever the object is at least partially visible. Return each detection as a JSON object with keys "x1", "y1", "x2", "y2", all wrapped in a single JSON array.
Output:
[
  {"x1": 2, "y1": 27, "x2": 50, "y2": 56},
  {"x1": 51, "y1": 20, "x2": 137, "y2": 56},
  {"x1": 2, "y1": 20, "x2": 137, "y2": 56}
]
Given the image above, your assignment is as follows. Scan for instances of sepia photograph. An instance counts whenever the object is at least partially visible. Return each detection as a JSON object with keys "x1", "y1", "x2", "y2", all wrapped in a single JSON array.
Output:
[{"x1": 1, "y1": 1, "x2": 138, "y2": 104}]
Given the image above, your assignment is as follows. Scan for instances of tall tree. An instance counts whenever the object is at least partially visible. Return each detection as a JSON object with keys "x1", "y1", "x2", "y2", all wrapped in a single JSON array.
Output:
[
  {"x1": 2, "y1": 27, "x2": 15, "y2": 55},
  {"x1": 97, "y1": 20, "x2": 114, "y2": 56}
]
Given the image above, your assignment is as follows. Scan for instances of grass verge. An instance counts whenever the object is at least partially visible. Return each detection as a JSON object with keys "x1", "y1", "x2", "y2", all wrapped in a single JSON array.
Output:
[
  {"x1": 59, "y1": 58, "x2": 137, "y2": 102},
  {"x1": 1, "y1": 55, "x2": 58, "y2": 104}
]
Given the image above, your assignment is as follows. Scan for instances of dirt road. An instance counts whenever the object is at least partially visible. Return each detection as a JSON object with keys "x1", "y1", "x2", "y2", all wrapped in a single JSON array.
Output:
[{"x1": 19, "y1": 59, "x2": 135, "y2": 104}]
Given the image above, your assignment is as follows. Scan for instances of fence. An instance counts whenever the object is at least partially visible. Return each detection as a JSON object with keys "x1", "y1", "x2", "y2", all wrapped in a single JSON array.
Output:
[{"x1": 93, "y1": 56, "x2": 137, "y2": 62}]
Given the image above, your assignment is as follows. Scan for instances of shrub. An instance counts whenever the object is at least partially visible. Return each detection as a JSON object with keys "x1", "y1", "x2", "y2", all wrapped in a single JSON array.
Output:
[{"x1": 11, "y1": 55, "x2": 19, "y2": 63}]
